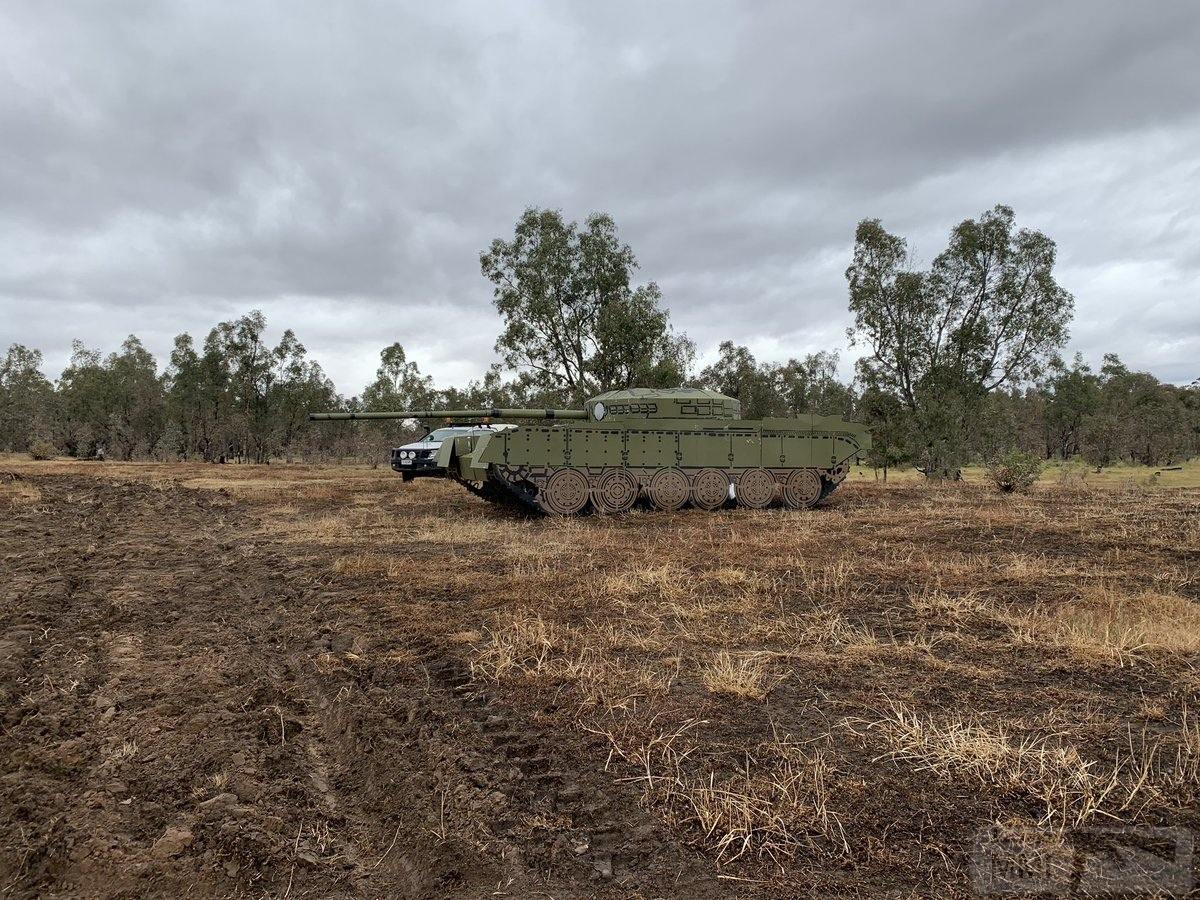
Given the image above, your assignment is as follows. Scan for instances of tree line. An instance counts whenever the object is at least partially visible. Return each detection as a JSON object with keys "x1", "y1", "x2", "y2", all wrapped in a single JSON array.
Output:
[{"x1": 2, "y1": 206, "x2": 1196, "y2": 471}]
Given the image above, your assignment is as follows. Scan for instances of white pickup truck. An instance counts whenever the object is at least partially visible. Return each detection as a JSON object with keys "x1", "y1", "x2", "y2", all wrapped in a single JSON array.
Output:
[{"x1": 390, "y1": 425, "x2": 514, "y2": 482}]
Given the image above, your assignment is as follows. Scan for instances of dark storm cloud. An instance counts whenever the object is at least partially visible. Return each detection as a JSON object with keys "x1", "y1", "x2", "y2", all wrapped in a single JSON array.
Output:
[{"x1": 1, "y1": 0, "x2": 1198, "y2": 390}]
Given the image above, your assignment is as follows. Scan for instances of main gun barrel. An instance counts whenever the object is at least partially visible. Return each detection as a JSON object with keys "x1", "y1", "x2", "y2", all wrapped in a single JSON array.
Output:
[{"x1": 308, "y1": 407, "x2": 588, "y2": 422}]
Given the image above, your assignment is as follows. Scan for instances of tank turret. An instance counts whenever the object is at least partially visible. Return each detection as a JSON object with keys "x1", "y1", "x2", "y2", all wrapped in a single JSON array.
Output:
[{"x1": 584, "y1": 388, "x2": 740, "y2": 422}]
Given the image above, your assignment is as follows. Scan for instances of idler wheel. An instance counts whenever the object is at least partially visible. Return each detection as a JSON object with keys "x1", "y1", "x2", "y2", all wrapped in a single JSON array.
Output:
[
  {"x1": 593, "y1": 469, "x2": 638, "y2": 514},
  {"x1": 783, "y1": 469, "x2": 823, "y2": 509},
  {"x1": 539, "y1": 467, "x2": 591, "y2": 516},
  {"x1": 691, "y1": 468, "x2": 731, "y2": 511},
  {"x1": 737, "y1": 467, "x2": 777, "y2": 509},
  {"x1": 648, "y1": 468, "x2": 689, "y2": 511}
]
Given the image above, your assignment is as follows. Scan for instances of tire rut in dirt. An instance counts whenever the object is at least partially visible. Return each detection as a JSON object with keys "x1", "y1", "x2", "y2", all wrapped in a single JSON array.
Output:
[{"x1": 409, "y1": 639, "x2": 708, "y2": 892}]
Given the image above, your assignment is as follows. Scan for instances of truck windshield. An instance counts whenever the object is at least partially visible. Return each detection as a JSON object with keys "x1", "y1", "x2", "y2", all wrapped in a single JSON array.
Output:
[{"x1": 422, "y1": 428, "x2": 470, "y2": 443}]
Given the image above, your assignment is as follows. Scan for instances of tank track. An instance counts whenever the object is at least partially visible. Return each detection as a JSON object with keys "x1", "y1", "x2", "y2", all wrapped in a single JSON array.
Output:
[
  {"x1": 448, "y1": 462, "x2": 850, "y2": 516},
  {"x1": 489, "y1": 474, "x2": 542, "y2": 514},
  {"x1": 457, "y1": 477, "x2": 541, "y2": 514}
]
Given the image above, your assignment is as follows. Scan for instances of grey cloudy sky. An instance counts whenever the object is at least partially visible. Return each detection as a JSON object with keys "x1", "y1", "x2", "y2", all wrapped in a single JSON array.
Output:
[{"x1": 2, "y1": 1, "x2": 1198, "y2": 392}]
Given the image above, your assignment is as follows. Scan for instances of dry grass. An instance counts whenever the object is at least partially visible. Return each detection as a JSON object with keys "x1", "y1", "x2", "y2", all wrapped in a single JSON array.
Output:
[
  {"x1": 470, "y1": 611, "x2": 564, "y2": 681},
  {"x1": 1153, "y1": 706, "x2": 1200, "y2": 801},
  {"x1": 601, "y1": 563, "x2": 689, "y2": 603},
  {"x1": 402, "y1": 471, "x2": 1200, "y2": 885},
  {"x1": 700, "y1": 651, "x2": 781, "y2": 700},
  {"x1": 854, "y1": 700, "x2": 1151, "y2": 828},
  {"x1": 973, "y1": 817, "x2": 1076, "y2": 890},
  {"x1": 469, "y1": 611, "x2": 679, "y2": 713},
  {"x1": 598, "y1": 721, "x2": 848, "y2": 864},
  {"x1": 910, "y1": 589, "x2": 997, "y2": 622},
  {"x1": 1011, "y1": 585, "x2": 1200, "y2": 660},
  {"x1": 0, "y1": 476, "x2": 42, "y2": 507},
  {"x1": 106, "y1": 739, "x2": 139, "y2": 765},
  {"x1": 845, "y1": 458, "x2": 1200, "y2": 490},
  {"x1": 794, "y1": 608, "x2": 879, "y2": 649}
]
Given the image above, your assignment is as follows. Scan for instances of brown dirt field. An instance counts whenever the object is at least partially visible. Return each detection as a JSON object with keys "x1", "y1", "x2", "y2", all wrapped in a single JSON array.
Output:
[{"x1": 1, "y1": 462, "x2": 1198, "y2": 898}]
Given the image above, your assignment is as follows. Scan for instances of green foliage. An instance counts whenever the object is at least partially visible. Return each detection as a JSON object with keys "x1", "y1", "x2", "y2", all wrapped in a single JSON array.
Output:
[
  {"x1": 1080, "y1": 354, "x2": 1194, "y2": 467},
  {"x1": 855, "y1": 386, "x2": 908, "y2": 477},
  {"x1": 481, "y1": 208, "x2": 692, "y2": 401},
  {"x1": 1043, "y1": 353, "x2": 1100, "y2": 459},
  {"x1": 28, "y1": 438, "x2": 58, "y2": 460},
  {"x1": 697, "y1": 342, "x2": 854, "y2": 419},
  {"x1": 847, "y1": 206, "x2": 1074, "y2": 477},
  {"x1": 361, "y1": 343, "x2": 433, "y2": 412},
  {"x1": 161, "y1": 313, "x2": 340, "y2": 462},
  {"x1": 56, "y1": 337, "x2": 164, "y2": 460},
  {"x1": 0, "y1": 344, "x2": 56, "y2": 452},
  {"x1": 955, "y1": 353, "x2": 1197, "y2": 469},
  {"x1": 987, "y1": 449, "x2": 1043, "y2": 493},
  {"x1": 157, "y1": 420, "x2": 184, "y2": 461},
  {"x1": 359, "y1": 343, "x2": 435, "y2": 447},
  {"x1": 3, "y1": 321, "x2": 1194, "y2": 468}
]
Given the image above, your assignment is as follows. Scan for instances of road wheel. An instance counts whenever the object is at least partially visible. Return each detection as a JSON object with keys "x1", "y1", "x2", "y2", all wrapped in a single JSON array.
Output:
[
  {"x1": 648, "y1": 468, "x2": 689, "y2": 511},
  {"x1": 593, "y1": 469, "x2": 638, "y2": 514},
  {"x1": 737, "y1": 467, "x2": 776, "y2": 509},
  {"x1": 691, "y1": 468, "x2": 731, "y2": 511},
  {"x1": 539, "y1": 467, "x2": 591, "y2": 516},
  {"x1": 783, "y1": 469, "x2": 822, "y2": 509}
]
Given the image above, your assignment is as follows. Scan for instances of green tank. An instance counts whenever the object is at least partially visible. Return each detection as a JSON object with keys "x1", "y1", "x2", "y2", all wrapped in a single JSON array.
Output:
[{"x1": 309, "y1": 387, "x2": 871, "y2": 515}]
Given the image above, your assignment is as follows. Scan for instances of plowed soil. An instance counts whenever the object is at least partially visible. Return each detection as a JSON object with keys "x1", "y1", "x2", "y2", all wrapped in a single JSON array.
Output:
[{"x1": 2, "y1": 463, "x2": 1198, "y2": 898}]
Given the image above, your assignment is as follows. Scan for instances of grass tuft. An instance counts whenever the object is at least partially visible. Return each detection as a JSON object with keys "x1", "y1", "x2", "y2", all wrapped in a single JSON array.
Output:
[{"x1": 700, "y1": 650, "x2": 780, "y2": 700}]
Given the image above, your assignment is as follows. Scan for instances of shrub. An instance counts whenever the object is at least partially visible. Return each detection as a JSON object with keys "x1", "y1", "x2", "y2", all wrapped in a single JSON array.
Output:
[
  {"x1": 1056, "y1": 458, "x2": 1089, "y2": 486},
  {"x1": 987, "y1": 449, "x2": 1042, "y2": 493},
  {"x1": 28, "y1": 439, "x2": 58, "y2": 461}
]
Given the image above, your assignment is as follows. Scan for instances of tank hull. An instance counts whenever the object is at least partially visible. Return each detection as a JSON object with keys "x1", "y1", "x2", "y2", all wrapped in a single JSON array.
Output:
[{"x1": 438, "y1": 416, "x2": 869, "y2": 515}]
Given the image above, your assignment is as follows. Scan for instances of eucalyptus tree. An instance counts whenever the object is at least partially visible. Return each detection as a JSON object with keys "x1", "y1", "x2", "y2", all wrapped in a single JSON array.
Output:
[
  {"x1": 0, "y1": 344, "x2": 55, "y2": 451},
  {"x1": 357, "y1": 342, "x2": 435, "y2": 448},
  {"x1": 361, "y1": 343, "x2": 434, "y2": 412},
  {"x1": 1042, "y1": 354, "x2": 1100, "y2": 459},
  {"x1": 56, "y1": 341, "x2": 112, "y2": 457},
  {"x1": 481, "y1": 208, "x2": 692, "y2": 401},
  {"x1": 846, "y1": 205, "x2": 1074, "y2": 476},
  {"x1": 105, "y1": 336, "x2": 165, "y2": 459},
  {"x1": 269, "y1": 330, "x2": 339, "y2": 457}
]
